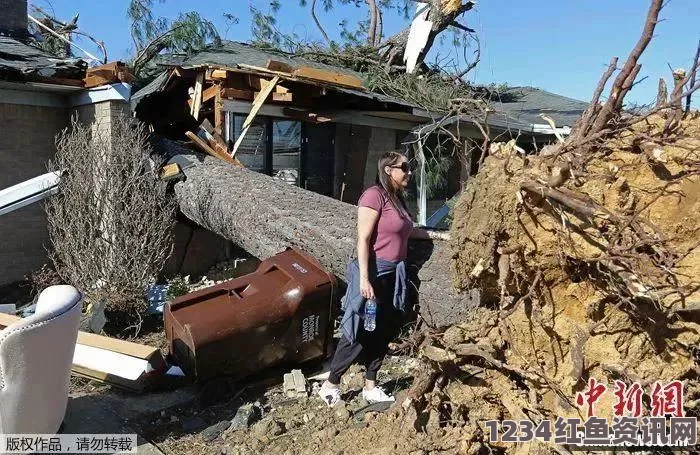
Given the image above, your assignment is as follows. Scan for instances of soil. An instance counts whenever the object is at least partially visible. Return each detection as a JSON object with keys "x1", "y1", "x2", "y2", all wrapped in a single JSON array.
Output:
[{"x1": 443, "y1": 113, "x2": 700, "y2": 444}]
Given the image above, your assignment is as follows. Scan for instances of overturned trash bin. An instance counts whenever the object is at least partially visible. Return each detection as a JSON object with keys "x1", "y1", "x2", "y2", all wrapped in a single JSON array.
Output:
[{"x1": 164, "y1": 248, "x2": 338, "y2": 381}]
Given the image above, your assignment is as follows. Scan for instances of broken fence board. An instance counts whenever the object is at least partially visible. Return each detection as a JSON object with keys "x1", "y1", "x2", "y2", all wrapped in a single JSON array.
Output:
[{"x1": 231, "y1": 75, "x2": 280, "y2": 158}]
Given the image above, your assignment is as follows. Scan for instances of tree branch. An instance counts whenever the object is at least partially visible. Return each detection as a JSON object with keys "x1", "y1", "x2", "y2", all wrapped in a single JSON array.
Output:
[
  {"x1": 450, "y1": 21, "x2": 475, "y2": 34},
  {"x1": 453, "y1": 33, "x2": 480, "y2": 82},
  {"x1": 589, "y1": 0, "x2": 664, "y2": 134},
  {"x1": 310, "y1": 0, "x2": 331, "y2": 45},
  {"x1": 367, "y1": 0, "x2": 378, "y2": 47},
  {"x1": 131, "y1": 23, "x2": 187, "y2": 75},
  {"x1": 685, "y1": 39, "x2": 700, "y2": 115}
]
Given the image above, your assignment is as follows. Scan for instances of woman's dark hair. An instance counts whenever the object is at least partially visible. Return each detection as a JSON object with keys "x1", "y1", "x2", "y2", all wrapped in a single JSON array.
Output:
[{"x1": 375, "y1": 151, "x2": 410, "y2": 219}]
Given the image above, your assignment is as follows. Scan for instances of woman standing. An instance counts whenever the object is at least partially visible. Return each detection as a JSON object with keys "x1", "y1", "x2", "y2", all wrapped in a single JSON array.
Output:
[{"x1": 318, "y1": 151, "x2": 450, "y2": 406}]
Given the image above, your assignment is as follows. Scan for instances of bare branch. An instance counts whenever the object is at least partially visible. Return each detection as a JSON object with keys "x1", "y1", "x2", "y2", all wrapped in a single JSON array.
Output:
[
  {"x1": 367, "y1": 0, "x2": 378, "y2": 47},
  {"x1": 685, "y1": 39, "x2": 700, "y2": 115},
  {"x1": 450, "y1": 21, "x2": 475, "y2": 33},
  {"x1": 589, "y1": 0, "x2": 664, "y2": 134},
  {"x1": 310, "y1": 0, "x2": 331, "y2": 45}
]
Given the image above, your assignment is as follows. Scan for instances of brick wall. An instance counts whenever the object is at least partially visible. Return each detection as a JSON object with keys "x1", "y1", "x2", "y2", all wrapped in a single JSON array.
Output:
[
  {"x1": 0, "y1": 102, "x2": 68, "y2": 284},
  {"x1": 0, "y1": 0, "x2": 27, "y2": 36},
  {"x1": 0, "y1": 98, "x2": 130, "y2": 286}
]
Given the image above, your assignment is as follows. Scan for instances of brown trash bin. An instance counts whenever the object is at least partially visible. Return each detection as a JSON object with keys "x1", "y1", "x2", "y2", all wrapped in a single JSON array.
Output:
[{"x1": 164, "y1": 247, "x2": 338, "y2": 381}]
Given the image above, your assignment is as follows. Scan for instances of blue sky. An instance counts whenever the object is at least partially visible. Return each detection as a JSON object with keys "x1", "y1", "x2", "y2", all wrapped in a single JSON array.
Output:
[{"x1": 37, "y1": 0, "x2": 700, "y2": 107}]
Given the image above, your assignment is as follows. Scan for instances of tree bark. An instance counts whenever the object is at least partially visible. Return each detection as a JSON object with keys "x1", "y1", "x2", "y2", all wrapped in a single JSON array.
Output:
[{"x1": 162, "y1": 140, "x2": 479, "y2": 328}]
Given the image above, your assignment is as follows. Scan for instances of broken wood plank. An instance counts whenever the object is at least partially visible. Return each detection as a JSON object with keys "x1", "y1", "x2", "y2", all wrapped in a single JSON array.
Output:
[
  {"x1": 231, "y1": 75, "x2": 280, "y2": 158},
  {"x1": 207, "y1": 68, "x2": 228, "y2": 80},
  {"x1": 265, "y1": 59, "x2": 294, "y2": 73},
  {"x1": 292, "y1": 66, "x2": 363, "y2": 89},
  {"x1": 117, "y1": 69, "x2": 136, "y2": 84},
  {"x1": 187, "y1": 84, "x2": 222, "y2": 108},
  {"x1": 186, "y1": 130, "x2": 236, "y2": 164},
  {"x1": 221, "y1": 87, "x2": 255, "y2": 101},
  {"x1": 246, "y1": 74, "x2": 272, "y2": 91},
  {"x1": 197, "y1": 126, "x2": 229, "y2": 158},
  {"x1": 201, "y1": 119, "x2": 227, "y2": 149},
  {"x1": 37, "y1": 76, "x2": 85, "y2": 87},
  {"x1": 190, "y1": 72, "x2": 204, "y2": 120},
  {"x1": 159, "y1": 163, "x2": 183, "y2": 181},
  {"x1": 0, "y1": 312, "x2": 166, "y2": 393},
  {"x1": 256, "y1": 91, "x2": 293, "y2": 102},
  {"x1": 201, "y1": 85, "x2": 220, "y2": 103},
  {"x1": 214, "y1": 86, "x2": 224, "y2": 131},
  {"x1": 84, "y1": 74, "x2": 115, "y2": 88}
]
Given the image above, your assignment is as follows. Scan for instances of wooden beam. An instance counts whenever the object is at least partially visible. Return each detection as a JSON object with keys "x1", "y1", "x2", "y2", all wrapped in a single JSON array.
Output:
[
  {"x1": 207, "y1": 69, "x2": 228, "y2": 80},
  {"x1": 187, "y1": 84, "x2": 222, "y2": 108},
  {"x1": 265, "y1": 59, "x2": 294, "y2": 73},
  {"x1": 201, "y1": 118, "x2": 227, "y2": 149},
  {"x1": 214, "y1": 84, "x2": 224, "y2": 130},
  {"x1": 292, "y1": 66, "x2": 363, "y2": 89},
  {"x1": 246, "y1": 74, "x2": 272, "y2": 91},
  {"x1": 186, "y1": 131, "x2": 237, "y2": 165},
  {"x1": 190, "y1": 72, "x2": 204, "y2": 120},
  {"x1": 231, "y1": 75, "x2": 280, "y2": 158},
  {"x1": 221, "y1": 87, "x2": 255, "y2": 101},
  {"x1": 256, "y1": 91, "x2": 293, "y2": 102},
  {"x1": 197, "y1": 127, "x2": 229, "y2": 158},
  {"x1": 201, "y1": 85, "x2": 220, "y2": 103}
]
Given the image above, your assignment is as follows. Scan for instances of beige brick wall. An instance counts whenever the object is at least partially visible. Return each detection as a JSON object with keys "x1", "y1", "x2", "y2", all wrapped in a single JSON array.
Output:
[
  {"x1": 0, "y1": 103, "x2": 68, "y2": 284},
  {"x1": 0, "y1": 99, "x2": 129, "y2": 286}
]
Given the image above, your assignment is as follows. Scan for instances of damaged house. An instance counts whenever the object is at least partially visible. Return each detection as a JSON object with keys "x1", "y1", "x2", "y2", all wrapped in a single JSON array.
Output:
[{"x1": 132, "y1": 41, "x2": 588, "y2": 229}]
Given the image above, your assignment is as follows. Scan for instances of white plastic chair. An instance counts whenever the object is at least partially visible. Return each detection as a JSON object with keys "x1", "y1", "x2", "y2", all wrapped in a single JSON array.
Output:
[{"x1": 0, "y1": 285, "x2": 82, "y2": 434}]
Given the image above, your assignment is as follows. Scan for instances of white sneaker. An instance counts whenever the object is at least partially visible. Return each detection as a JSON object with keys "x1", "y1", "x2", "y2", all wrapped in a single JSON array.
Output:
[
  {"x1": 317, "y1": 383, "x2": 341, "y2": 407},
  {"x1": 362, "y1": 386, "x2": 395, "y2": 404}
]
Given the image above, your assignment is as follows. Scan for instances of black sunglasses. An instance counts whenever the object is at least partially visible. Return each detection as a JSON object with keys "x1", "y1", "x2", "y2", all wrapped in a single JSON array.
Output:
[{"x1": 390, "y1": 162, "x2": 411, "y2": 173}]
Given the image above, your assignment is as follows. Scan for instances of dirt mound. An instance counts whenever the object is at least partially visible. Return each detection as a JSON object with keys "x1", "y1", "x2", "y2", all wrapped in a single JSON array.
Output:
[{"x1": 441, "y1": 113, "x2": 700, "y2": 449}]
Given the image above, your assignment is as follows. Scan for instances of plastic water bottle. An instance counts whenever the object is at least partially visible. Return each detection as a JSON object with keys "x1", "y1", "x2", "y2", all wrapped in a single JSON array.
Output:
[{"x1": 364, "y1": 299, "x2": 377, "y2": 332}]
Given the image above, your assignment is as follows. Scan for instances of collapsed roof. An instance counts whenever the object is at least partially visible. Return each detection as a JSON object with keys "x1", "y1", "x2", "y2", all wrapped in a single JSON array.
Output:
[{"x1": 0, "y1": 36, "x2": 86, "y2": 82}]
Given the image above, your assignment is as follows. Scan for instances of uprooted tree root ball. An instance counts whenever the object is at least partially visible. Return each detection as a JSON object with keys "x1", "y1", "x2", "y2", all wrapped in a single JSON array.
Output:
[{"x1": 398, "y1": 113, "x2": 699, "y2": 453}]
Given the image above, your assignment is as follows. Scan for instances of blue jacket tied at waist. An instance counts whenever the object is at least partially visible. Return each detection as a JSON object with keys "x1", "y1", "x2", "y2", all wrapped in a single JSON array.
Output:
[{"x1": 340, "y1": 257, "x2": 408, "y2": 344}]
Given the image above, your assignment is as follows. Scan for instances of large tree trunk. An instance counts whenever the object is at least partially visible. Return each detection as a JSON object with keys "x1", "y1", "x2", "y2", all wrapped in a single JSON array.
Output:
[{"x1": 162, "y1": 140, "x2": 479, "y2": 328}]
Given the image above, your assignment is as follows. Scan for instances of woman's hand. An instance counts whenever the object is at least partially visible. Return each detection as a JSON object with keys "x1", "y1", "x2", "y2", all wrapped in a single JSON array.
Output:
[
  {"x1": 410, "y1": 227, "x2": 451, "y2": 241},
  {"x1": 430, "y1": 230, "x2": 451, "y2": 241},
  {"x1": 360, "y1": 277, "x2": 376, "y2": 300}
]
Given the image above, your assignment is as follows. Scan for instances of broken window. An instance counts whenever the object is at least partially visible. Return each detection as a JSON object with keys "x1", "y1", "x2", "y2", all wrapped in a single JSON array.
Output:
[
  {"x1": 271, "y1": 120, "x2": 301, "y2": 186},
  {"x1": 231, "y1": 116, "x2": 266, "y2": 173}
]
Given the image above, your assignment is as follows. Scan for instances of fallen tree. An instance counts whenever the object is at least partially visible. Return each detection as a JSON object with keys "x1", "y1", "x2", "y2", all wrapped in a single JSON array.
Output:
[{"x1": 162, "y1": 140, "x2": 478, "y2": 329}]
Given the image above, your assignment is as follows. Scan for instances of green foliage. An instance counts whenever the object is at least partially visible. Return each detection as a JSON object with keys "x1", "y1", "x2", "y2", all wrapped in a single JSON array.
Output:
[
  {"x1": 127, "y1": 0, "x2": 221, "y2": 54},
  {"x1": 166, "y1": 276, "x2": 190, "y2": 300}
]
